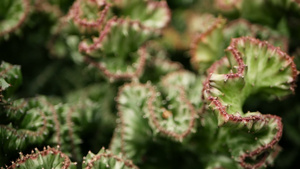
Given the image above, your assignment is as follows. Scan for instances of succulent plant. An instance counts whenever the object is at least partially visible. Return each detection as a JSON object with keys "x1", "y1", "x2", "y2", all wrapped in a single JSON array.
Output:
[
  {"x1": 202, "y1": 37, "x2": 297, "y2": 168},
  {"x1": 1, "y1": 0, "x2": 300, "y2": 169},
  {"x1": 3, "y1": 146, "x2": 137, "y2": 169}
]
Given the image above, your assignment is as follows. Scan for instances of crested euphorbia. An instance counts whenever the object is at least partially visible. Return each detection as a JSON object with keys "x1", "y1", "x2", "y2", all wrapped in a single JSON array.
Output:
[
  {"x1": 3, "y1": 146, "x2": 137, "y2": 169},
  {"x1": 78, "y1": 18, "x2": 150, "y2": 80},
  {"x1": 190, "y1": 15, "x2": 288, "y2": 74},
  {"x1": 49, "y1": 0, "x2": 170, "y2": 81},
  {"x1": 107, "y1": 37, "x2": 297, "y2": 169},
  {"x1": 203, "y1": 37, "x2": 297, "y2": 168},
  {"x1": 1, "y1": 0, "x2": 300, "y2": 168},
  {"x1": 76, "y1": 0, "x2": 170, "y2": 80},
  {"x1": 109, "y1": 70, "x2": 203, "y2": 163}
]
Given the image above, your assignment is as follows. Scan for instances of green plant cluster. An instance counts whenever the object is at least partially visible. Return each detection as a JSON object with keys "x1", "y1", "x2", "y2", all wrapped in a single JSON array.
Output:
[{"x1": 1, "y1": 0, "x2": 300, "y2": 169}]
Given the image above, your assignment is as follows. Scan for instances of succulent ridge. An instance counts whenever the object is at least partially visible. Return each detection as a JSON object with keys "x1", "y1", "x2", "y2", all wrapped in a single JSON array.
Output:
[
  {"x1": 84, "y1": 45, "x2": 147, "y2": 80},
  {"x1": 68, "y1": 0, "x2": 110, "y2": 31},
  {"x1": 83, "y1": 148, "x2": 138, "y2": 169},
  {"x1": 112, "y1": 70, "x2": 202, "y2": 160},
  {"x1": 227, "y1": 37, "x2": 297, "y2": 89},
  {"x1": 79, "y1": 18, "x2": 155, "y2": 54},
  {"x1": 203, "y1": 37, "x2": 298, "y2": 168},
  {"x1": 3, "y1": 146, "x2": 75, "y2": 169},
  {"x1": 3, "y1": 145, "x2": 139, "y2": 169},
  {"x1": 42, "y1": 99, "x2": 61, "y2": 145},
  {"x1": 0, "y1": 105, "x2": 48, "y2": 139},
  {"x1": 79, "y1": 18, "x2": 150, "y2": 80},
  {"x1": 190, "y1": 16, "x2": 225, "y2": 57},
  {"x1": 147, "y1": 83, "x2": 197, "y2": 141},
  {"x1": 190, "y1": 15, "x2": 226, "y2": 72},
  {"x1": 113, "y1": 0, "x2": 171, "y2": 29},
  {"x1": 79, "y1": 18, "x2": 117, "y2": 53},
  {"x1": 224, "y1": 19, "x2": 289, "y2": 52},
  {"x1": 116, "y1": 83, "x2": 151, "y2": 157}
]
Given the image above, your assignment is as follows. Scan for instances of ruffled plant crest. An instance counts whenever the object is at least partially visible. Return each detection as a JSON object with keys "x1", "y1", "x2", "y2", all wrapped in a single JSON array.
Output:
[{"x1": 203, "y1": 37, "x2": 297, "y2": 168}]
